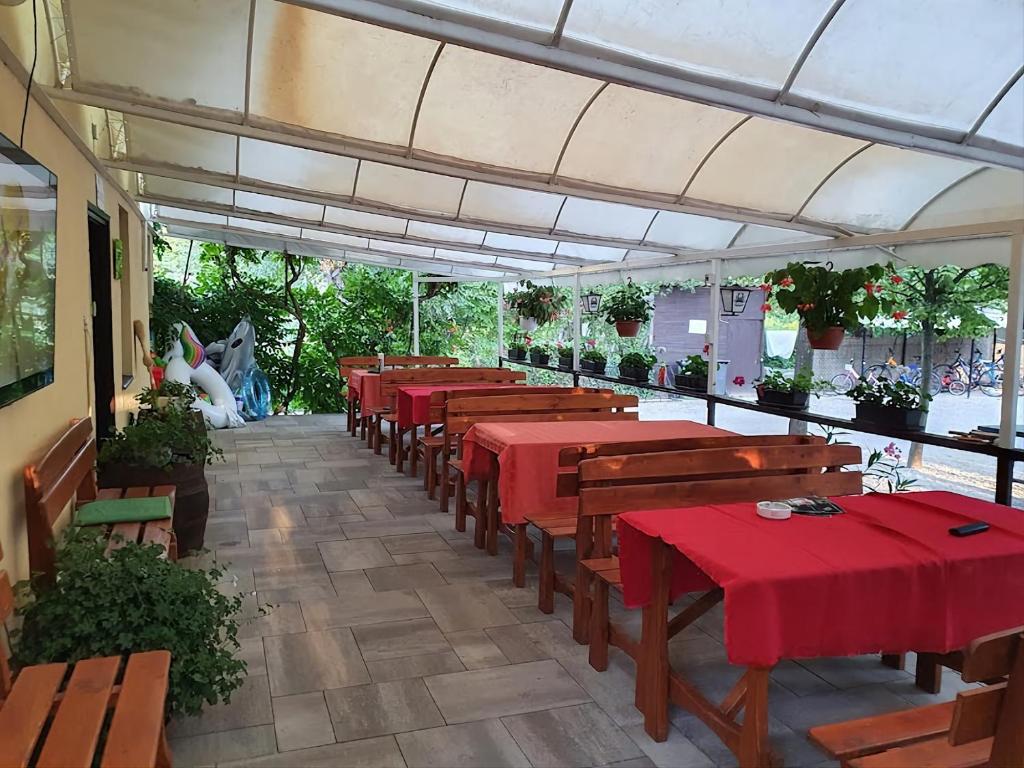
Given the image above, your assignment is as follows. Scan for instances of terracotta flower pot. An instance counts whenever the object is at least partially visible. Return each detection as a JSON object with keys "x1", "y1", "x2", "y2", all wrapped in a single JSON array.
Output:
[
  {"x1": 615, "y1": 320, "x2": 642, "y2": 337},
  {"x1": 806, "y1": 326, "x2": 845, "y2": 350}
]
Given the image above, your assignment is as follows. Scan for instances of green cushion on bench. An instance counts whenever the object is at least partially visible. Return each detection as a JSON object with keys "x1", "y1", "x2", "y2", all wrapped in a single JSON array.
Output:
[{"x1": 76, "y1": 496, "x2": 173, "y2": 526}]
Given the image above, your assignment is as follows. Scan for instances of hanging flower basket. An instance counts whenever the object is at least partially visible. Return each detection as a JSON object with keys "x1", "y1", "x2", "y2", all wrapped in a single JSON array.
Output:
[
  {"x1": 806, "y1": 326, "x2": 845, "y2": 350},
  {"x1": 615, "y1": 320, "x2": 641, "y2": 337},
  {"x1": 602, "y1": 280, "x2": 652, "y2": 338}
]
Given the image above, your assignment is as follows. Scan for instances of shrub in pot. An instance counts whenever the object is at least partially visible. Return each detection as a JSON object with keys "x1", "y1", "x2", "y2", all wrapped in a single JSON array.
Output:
[
  {"x1": 754, "y1": 368, "x2": 823, "y2": 410},
  {"x1": 556, "y1": 347, "x2": 574, "y2": 371},
  {"x1": 618, "y1": 351, "x2": 656, "y2": 382},
  {"x1": 850, "y1": 376, "x2": 930, "y2": 432},
  {"x1": 506, "y1": 280, "x2": 566, "y2": 331},
  {"x1": 529, "y1": 344, "x2": 552, "y2": 365},
  {"x1": 507, "y1": 340, "x2": 528, "y2": 361},
  {"x1": 581, "y1": 349, "x2": 607, "y2": 375},
  {"x1": 674, "y1": 354, "x2": 708, "y2": 391},
  {"x1": 763, "y1": 262, "x2": 893, "y2": 350},
  {"x1": 12, "y1": 527, "x2": 247, "y2": 718},
  {"x1": 97, "y1": 382, "x2": 223, "y2": 554},
  {"x1": 603, "y1": 280, "x2": 653, "y2": 337}
]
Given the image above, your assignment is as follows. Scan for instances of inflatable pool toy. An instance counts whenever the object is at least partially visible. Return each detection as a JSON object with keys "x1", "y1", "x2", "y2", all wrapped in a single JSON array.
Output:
[
  {"x1": 163, "y1": 322, "x2": 245, "y2": 429},
  {"x1": 241, "y1": 367, "x2": 272, "y2": 420}
]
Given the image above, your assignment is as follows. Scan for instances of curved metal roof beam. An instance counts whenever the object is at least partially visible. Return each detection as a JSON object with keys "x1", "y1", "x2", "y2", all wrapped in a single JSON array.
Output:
[
  {"x1": 790, "y1": 141, "x2": 873, "y2": 221},
  {"x1": 550, "y1": 81, "x2": 609, "y2": 182},
  {"x1": 406, "y1": 41, "x2": 445, "y2": 158},
  {"x1": 550, "y1": 0, "x2": 574, "y2": 47},
  {"x1": 775, "y1": 0, "x2": 847, "y2": 101},
  {"x1": 899, "y1": 166, "x2": 989, "y2": 231},
  {"x1": 964, "y1": 65, "x2": 1024, "y2": 142},
  {"x1": 675, "y1": 115, "x2": 751, "y2": 201}
]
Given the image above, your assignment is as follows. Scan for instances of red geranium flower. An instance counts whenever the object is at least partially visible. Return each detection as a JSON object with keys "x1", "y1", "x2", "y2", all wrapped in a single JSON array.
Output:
[
  {"x1": 892, "y1": 311, "x2": 908, "y2": 321},
  {"x1": 759, "y1": 283, "x2": 771, "y2": 292},
  {"x1": 761, "y1": 303, "x2": 771, "y2": 312},
  {"x1": 890, "y1": 274, "x2": 904, "y2": 285},
  {"x1": 779, "y1": 276, "x2": 794, "y2": 287},
  {"x1": 733, "y1": 375, "x2": 745, "y2": 386},
  {"x1": 864, "y1": 282, "x2": 874, "y2": 292}
]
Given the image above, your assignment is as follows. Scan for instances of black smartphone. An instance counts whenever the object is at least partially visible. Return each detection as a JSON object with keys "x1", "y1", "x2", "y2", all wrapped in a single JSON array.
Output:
[{"x1": 949, "y1": 522, "x2": 990, "y2": 537}]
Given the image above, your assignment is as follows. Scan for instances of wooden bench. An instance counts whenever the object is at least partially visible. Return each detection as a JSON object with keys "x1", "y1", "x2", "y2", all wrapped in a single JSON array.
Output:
[
  {"x1": 24, "y1": 418, "x2": 176, "y2": 582},
  {"x1": 535, "y1": 435, "x2": 834, "y2": 638},
  {"x1": 570, "y1": 441, "x2": 862, "y2": 672},
  {"x1": 810, "y1": 629, "x2": 1023, "y2": 767},
  {"x1": 443, "y1": 392, "x2": 639, "y2": 570},
  {"x1": 0, "y1": 540, "x2": 173, "y2": 768}
]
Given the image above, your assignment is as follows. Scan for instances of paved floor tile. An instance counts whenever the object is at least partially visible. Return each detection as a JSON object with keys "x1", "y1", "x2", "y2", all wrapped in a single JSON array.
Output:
[
  {"x1": 416, "y1": 583, "x2": 518, "y2": 632},
  {"x1": 425, "y1": 660, "x2": 590, "y2": 723},
  {"x1": 325, "y1": 679, "x2": 445, "y2": 742},
  {"x1": 623, "y1": 724, "x2": 715, "y2": 768},
  {"x1": 381, "y1": 532, "x2": 453, "y2": 554},
  {"x1": 343, "y1": 519, "x2": 437, "y2": 539},
  {"x1": 319, "y1": 539, "x2": 395, "y2": 571},
  {"x1": 301, "y1": 590, "x2": 428, "y2": 630},
  {"x1": 254, "y1": 563, "x2": 333, "y2": 592},
  {"x1": 445, "y1": 629, "x2": 510, "y2": 670},
  {"x1": 353, "y1": 617, "x2": 451, "y2": 661},
  {"x1": 168, "y1": 724, "x2": 278, "y2": 766},
  {"x1": 220, "y1": 735, "x2": 406, "y2": 767},
  {"x1": 273, "y1": 692, "x2": 336, "y2": 752},
  {"x1": 265, "y1": 628, "x2": 369, "y2": 696},
  {"x1": 169, "y1": 674, "x2": 274, "y2": 738},
  {"x1": 396, "y1": 720, "x2": 531, "y2": 768},
  {"x1": 367, "y1": 651, "x2": 466, "y2": 682},
  {"x1": 238, "y1": 601, "x2": 306, "y2": 640},
  {"x1": 246, "y1": 505, "x2": 308, "y2": 530},
  {"x1": 503, "y1": 703, "x2": 644, "y2": 768},
  {"x1": 365, "y1": 563, "x2": 445, "y2": 591},
  {"x1": 330, "y1": 570, "x2": 375, "y2": 596}
]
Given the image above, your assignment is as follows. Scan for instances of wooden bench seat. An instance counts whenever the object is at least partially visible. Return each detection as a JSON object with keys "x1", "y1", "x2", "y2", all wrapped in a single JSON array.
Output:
[
  {"x1": 809, "y1": 702, "x2": 957, "y2": 762},
  {"x1": 849, "y1": 736, "x2": 992, "y2": 768},
  {"x1": 25, "y1": 418, "x2": 177, "y2": 581}
]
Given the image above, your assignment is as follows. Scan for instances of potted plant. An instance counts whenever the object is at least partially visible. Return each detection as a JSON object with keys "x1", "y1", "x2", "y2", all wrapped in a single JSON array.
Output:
[
  {"x1": 754, "y1": 368, "x2": 822, "y2": 410},
  {"x1": 674, "y1": 354, "x2": 709, "y2": 391},
  {"x1": 507, "y1": 339, "x2": 528, "y2": 361},
  {"x1": 556, "y1": 346, "x2": 575, "y2": 371},
  {"x1": 97, "y1": 382, "x2": 223, "y2": 554},
  {"x1": 506, "y1": 280, "x2": 566, "y2": 332},
  {"x1": 529, "y1": 343, "x2": 552, "y2": 365},
  {"x1": 581, "y1": 349, "x2": 607, "y2": 375},
  {"x1": 618, "y1": 351, "x2": 656, "y2": 382},
  {"x1": 850, "y1": 376, "x2": 930, "y2": 431},
  {"x1": 603, "y1": 280, "x2": 653, "y2": 337},
  {"x1": 12, "y1": 527, "x2": 247, "y2": 718},
  {"x1": 764, "y1": 262, "x2": 892, "y2": 350}
]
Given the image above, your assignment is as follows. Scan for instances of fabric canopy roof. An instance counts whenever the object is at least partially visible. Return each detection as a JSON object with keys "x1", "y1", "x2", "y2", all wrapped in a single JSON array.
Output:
[{"x1": 3, "y1": 0, "x2": 1022, "y2": 279}]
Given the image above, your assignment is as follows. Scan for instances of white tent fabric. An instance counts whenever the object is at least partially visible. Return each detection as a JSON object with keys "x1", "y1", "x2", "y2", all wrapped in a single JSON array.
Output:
[{"x1": 4, "y1": 0, "x2": 1022, "y2": 279}]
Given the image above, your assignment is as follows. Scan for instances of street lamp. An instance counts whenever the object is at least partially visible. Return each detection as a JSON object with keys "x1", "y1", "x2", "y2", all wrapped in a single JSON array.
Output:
[
  {"x1": 580, "y1": 291, "x2": 602, "y2": 315},
  {"x1": 719, "y1": 285, "x2": 752, "y2": 317}
]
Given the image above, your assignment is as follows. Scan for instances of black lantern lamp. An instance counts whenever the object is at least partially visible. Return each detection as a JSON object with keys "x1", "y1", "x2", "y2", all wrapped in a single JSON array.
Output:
[
  {"x1": 719, "y1": 285, "x2": 752, "y2": 316},
  {"x1": 580, "y1": 291, "x2": 602, "y2": 315}
]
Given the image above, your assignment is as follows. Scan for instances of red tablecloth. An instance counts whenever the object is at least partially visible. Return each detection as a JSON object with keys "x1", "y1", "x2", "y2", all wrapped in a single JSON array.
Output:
[
  {"x1": 618, "y1": 491, "x2": 1024, "y2": 667},
  {"x1": 348, "y1": 371, "x2": 383, "y2": 410},
  {"x1": 396, "y1": 384, "x2": 522, "y2": 429},
  {"x1": 462, "y1": 420, "x2": 733, "y2": 524}
]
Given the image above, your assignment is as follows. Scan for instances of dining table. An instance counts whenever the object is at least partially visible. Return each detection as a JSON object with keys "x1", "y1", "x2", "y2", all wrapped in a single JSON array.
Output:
[
  {"x1": 395, "y1": 383, "x2": 523, "y2": 431},
  {"x1": 617, "y1": 490, "x2": 1024, "y2": 766},
  {"x1": 460, "y1": 419, "x2": 733, "y2": 583}
]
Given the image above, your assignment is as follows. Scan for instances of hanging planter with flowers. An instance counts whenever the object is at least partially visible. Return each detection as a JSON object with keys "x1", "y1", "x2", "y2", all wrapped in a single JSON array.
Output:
[
  {"x1": 506, "y1": 280, "x2": 567, "y2": 331},
  {"x1": 602, "y1": 279, "x2": 653, "y2": 337},
  {"x1": 763, "y1": 262, "x2": 893, "y2": 350}
]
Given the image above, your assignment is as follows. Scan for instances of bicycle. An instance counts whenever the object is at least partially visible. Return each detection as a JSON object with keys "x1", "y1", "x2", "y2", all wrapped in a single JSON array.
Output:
[{"x1": 830, "y1": 359, "x2": 884, "y2": 394}]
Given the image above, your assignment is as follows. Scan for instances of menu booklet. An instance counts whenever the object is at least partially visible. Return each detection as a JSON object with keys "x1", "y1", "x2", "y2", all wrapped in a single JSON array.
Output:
[{"x1": 778, "y1": 496, "x2": 845, "y2": 516}]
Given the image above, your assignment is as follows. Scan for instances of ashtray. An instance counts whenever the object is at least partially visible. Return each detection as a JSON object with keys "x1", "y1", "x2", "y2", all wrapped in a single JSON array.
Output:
[{"x1": 756, "y1": 501, "x2": 792, "y2": 520}]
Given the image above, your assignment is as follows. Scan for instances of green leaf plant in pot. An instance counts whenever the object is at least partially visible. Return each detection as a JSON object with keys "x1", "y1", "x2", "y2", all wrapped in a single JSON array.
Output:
[
  {"x1": 556, "y1": 343, "x2": 574, "y2": 371},
  {"x1": 581, "y1": 348, "x2": 607, "y2": 375},
  {"x1": 506, "y1": 280, "x2": 566, "y2": 332},
  {"x1": 763, "y1": 261, "x2": 893, "y2": 350},
  {"x1": 850, "y1": 375, "x2": 930, "y2": 432},
  {"x1": 674, "y1": 354, "x2": 709, "y2": 391},
  {"x1": 507, "y1": 337, "x2": 528, "y2": 361},
  {"x1": 529, "y1": 343, "x2": 552, "y2": 366},
  {"x1": 97, "y1": 381, "x2": 224, "y2": 555},
  {"x1": 603, "y1": 280, "x2": 653, "y2": 337},
  {"x1": 618, "y1": 351, "x2": 656, "y2": 383},
  {"x1": 754, "y1": 368, "x2": 824, "y2": 411}
]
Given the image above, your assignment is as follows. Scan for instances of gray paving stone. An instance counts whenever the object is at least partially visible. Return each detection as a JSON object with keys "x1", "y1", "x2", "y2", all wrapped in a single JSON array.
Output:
[
  {"x1": 391, "y1": 550, "x2": 462, "y2": 565},
  {"x1": 623, "y1": 724, "x2": 715, "y2": 768},
  {"x1": 302, "y1": 590, "x2": 428, "y2": 630},
  {"x1": 245, "y1": 505, "x2": 308, "y2": 530},
  {"x1": 484, "y1": 623, "x2": 550, "y2": 664},
  {"x1": 343, "y1": 519, "x2": 437, "y2": 539},
  {"x1": 326, "y1": 679, "x2": 444, "y2": 742},
  {"x1": 265, "y1": 628, "x2": 369, "y2": 696},
  {"x1": 216, "y1": 545, "x2": 324, "y2": 571},
  {"x1": 396, "y1": 720, "x2": 531, "y2": 768},
  {"x1": 273, "y1": 691, "x2": 336, "y2": 752},
  {"x1": 367, "y1": 651, "x2": 466, "y2": 682},
  {"x1": 169, "y1": 675, "x2": 274, "y2": 738},
  {"x1": 330, "y1": 570, "x2": 375, "y2": 596},
  {"x1": 353, "y1": 617, "x2": 451, "y2": 661},
  {"x1": 558, "y1": 652, "x2": 645, "y2": 727},
  {"x1": 798, "y1": 655, "x2": 911, "y2": 689},
  {"x1": 424, "y1": 660, "x2": 590, "y2": 723},
  {"x1": 319, "y1": 539, "x2": 395, "y2": 571},
  {"x1": 238, "y1": 601, "x2": 306, "y2": 640},
  {"x1": 416, "y1": 583, "x2": 518, "y2": 632},
  {"x1": 260, "y1": 584, "x2": 338, "y2": 603},
  {"x1": 254, "y1": 563, "x2": 333, "y2": 592},
  {"x1": 381, "y1": 532, "x2": 452, "y2": 554},
  {"x1": 168, "y1": 724, "x2": 278, "y2": 767},
  {"x1": 503, "y1": 703, "x2": 644, "y2": 767},
  {"x1": 767, "y1": 684, "x2": 913, "y2": 732},
  {"x1": 238, "y1": 636, "x2": 267, "y2": 677},
  {"x1": 445, "y1": 629, "x2": 510, "y2": 670},
  {"x1": 365, "y1": 563, "x2": 445, "y2": 591},
  {"x1": 220, "y1": 735, "x2": 406, "y2": 767}
]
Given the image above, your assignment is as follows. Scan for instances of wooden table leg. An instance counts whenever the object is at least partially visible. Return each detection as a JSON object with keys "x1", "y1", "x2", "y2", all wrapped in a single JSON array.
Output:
[
  {"x1": 640, "y1": 540, "x2": 671, "y2": 742},
  {"x1": 738, "y1": 667, "x2": 772, "y2": 768},
  {"x1": 485, "y1": 453, "x2": 500, "y2": 555},
  {"x1": 513, "y1": 524, "x2": 528, "y2": 587}
]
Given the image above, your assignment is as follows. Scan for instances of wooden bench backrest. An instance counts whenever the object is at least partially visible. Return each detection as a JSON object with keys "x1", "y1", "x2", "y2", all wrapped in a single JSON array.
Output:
[
  {"x1": 422, "y1": 386, "x2": 607, "y2": 425},
  {"x1": 556, "y1": 434, "x2": 826, "y2": 497},
  {"x1": 338, "y1": 355, "x2": 458, "y2": 378},
  {"x1": 24, "y1": 418, "x2": 99, "y2": 579},
  {"x1": 379, "y1": 367, "x2": 526, "y2": 396}
]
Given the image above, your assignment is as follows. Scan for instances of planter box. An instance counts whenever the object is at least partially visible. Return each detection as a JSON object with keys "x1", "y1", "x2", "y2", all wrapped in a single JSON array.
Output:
[
  {"x1": 619, "y1": 365, "x2": 651, "y2": 383},
  {"x1": 854, "y1": 403, "x2": 926, "y2": 432},
  {"x1": 581, "y1": 359, "x2": 607, "y2": 375},
  {"x1": 756, "y1": 386, "x2": 809, "y2": 410},
  {"x1": 507, "y1": 349, "x2": 527, "y2": 361},
  {"x1": 99, "y1": 461, "x2": 209, "y2": 554},
  {"x1": 673, "y1": 373, "x2": 707, "y2": 391},
  {"x1": 557, "y1": 357, "x2": 574, "y2": 371},
  {"x1": 529, "y1": 352, "x2": 551, "y2": 365}
]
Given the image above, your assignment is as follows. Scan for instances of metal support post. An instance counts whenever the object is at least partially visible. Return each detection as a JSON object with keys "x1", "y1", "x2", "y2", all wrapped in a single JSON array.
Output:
[
  {"x1": 496, "y1": 281, "x2": 505, "y2": 361},
  {"x1": 998, "y1": 232, "x2": 1024, "y2": 450},
  {"x1": 707, "y1": 260, "x2": 722, "y2": 397},
  {"x1": 411, "y1": 271, "x2": 420, "y2": 355},
  {"x1": 572, "y1": 271, "x2": 582, "y2": 370}
]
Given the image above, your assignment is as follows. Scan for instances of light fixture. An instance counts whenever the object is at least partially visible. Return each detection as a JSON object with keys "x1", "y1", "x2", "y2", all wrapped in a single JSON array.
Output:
[
  {"x1": 580, "y1": 291, "x2": 601, "y2": 315},
  {"x1": 719, "y1": 285, "x2": 752, "y2": 317}
]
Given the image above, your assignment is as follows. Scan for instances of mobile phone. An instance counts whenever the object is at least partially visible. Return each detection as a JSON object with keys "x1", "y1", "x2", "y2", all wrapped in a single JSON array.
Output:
[{"x1": 949, "y1": 522, "x2": 990, "y2": 537}]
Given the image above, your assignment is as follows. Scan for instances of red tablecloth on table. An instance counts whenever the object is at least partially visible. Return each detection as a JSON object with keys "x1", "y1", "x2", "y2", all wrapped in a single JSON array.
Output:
[
  {"x1": 618, "y1": 491, "x2": 1024, "y2": 667},
  {"x1": 348, "y1": 371, "x2": 383, "y2": 410},
  {"x1": 396, "y1": 384, "x2": 522, "y2": 429},
  {"x1": 462, "y1": 420, "x2": 733, "y2": 524}
]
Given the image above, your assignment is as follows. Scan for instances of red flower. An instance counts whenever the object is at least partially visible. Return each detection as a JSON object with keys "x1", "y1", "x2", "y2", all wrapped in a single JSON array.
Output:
[
  {"x1": 864, "y1": 282, "x2": 874, "y2": 293},
  {"x1": 525, "y1": 335, "x2": 533, "y2": 344},
  {"x1": 890, "y1": 275, "x2": 904, "y2": 285},
  {"x1": 759, "y1": 283, "x2": 771, "y2": 292},
  {"x1": 892, "y1": 311, "x2": 908, "y2": 321},
  {"x1": 761, "y1": 303, "x2": 771, "y2": 312},
  {"x1": 733, "y1": 375, "x2": 745, "y2": 386},
  {"x1": 703, "y1": 343, "x2": 710, "y2": 354},
  {"x1": 779, "y1": 276, "x2": 794, "y2": 287}
]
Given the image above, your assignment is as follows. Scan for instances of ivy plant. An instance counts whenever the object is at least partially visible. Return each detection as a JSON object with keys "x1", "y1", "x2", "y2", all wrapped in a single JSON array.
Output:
[{"x1": 12, "y1": 529, "x2": 247, "y2": 718}]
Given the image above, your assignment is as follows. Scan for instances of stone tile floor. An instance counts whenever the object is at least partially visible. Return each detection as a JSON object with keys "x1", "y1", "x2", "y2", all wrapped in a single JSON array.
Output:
[{"x1": 169, "y1": 415, "x2": 972, "y2": 767}]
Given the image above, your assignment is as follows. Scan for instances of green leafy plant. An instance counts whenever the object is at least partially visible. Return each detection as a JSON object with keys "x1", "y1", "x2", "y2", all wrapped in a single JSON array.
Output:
[
  {"x1": 620, "y1": 351, "x2": 656, "y2": 369},
  {"x1": 557, "y1": 347, "x2": 574, "y2": 359},
  {"x1": 677, "y1": 354, "x2": 709, "y2": 377},
  {"x1": 864, "y1": 442, "x2": 916, "y2": 493},
  {"x1": 757, "y1": 368, "x2": 824, "y2": 394},
  {"x1": 849, "y1": 376, "x2": 930, "y2": 410},
  {"x1": 508, "y1": 339, "x2": 528, "y2": 353},
  {"x1": 530, "y1": 343, "x2": 552, "y2": 355},
  {"x1": 603, "y1": 280, "x2": 653, "y2": 324},
  {"x1": 764, "y1": 262, "x2": 893, "y2": 332},
  {"x1": 98, "y1": 383, "x2": 224, "y2": 469},
  {"x1": 12, "y1": 528, "x2": 247, "y2": 718},
  {"x1": 582, "y1": 349, "x2": 607, "y2": 363},
  {"x1": 506, "y1": 281, "x2": 567, "y2": 326}
]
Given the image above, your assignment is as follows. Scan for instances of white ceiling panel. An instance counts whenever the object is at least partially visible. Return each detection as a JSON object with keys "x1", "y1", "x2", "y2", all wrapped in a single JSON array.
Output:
[
  {"x1": 238, "y1": 138, "x2": 359, "y2": 197},
  {"x1": 355, "y1": 163, "x2": 465, "y2": 215}
]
